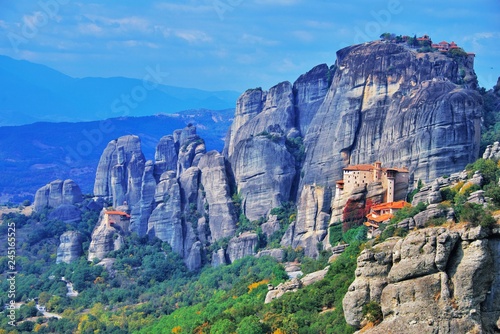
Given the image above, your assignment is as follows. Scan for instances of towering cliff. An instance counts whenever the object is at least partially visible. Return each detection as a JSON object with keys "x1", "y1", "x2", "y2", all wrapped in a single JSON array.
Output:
[
  {"x1": 90, "y1": 126, "x2": 239, "y2": 270},
  {"x1": 93, "y1": 135, "x2": 146, "y2": 208},
  {"x1": 225, "y1": 40, "x2": 482, "y2": 255},
  {"x1": 224, "y1": 65, "x2": 331, "y2": 221},
  {"x1": 87, "y1": 39, "x2": 486, "y2": 267},
  {"x1": 301, "y1": 41, "x2": 481, "y2": 189}
]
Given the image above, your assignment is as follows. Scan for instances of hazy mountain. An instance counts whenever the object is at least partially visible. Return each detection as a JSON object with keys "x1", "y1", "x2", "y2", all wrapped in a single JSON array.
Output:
[
  {"x1": 0, "y1": 55, "x2": 240, "y2": 126},
  {"x1": 0, "y1": 109, "x2": 234, "y2": 202}
]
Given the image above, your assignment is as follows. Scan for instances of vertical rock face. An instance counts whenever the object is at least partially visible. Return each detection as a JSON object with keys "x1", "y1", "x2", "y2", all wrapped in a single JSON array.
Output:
[
  {"x1": 225, "y1": 81, "x2": 296, "y2": 159},
  {"x1": 154, "y1": 135, "x2": 177, "y2": 180},
  {"x1": 93, "y1": 135, "x2": 146, "y2": 208},
  {"x1": 226, "y1": 232, "x2": 259, "y2": 263},
  {"x1": 230, "y1": 136, "x2": 296, "y2": 221},
  {"x1": 283, "y1": 185, "x2": 331, "y2": 258},
  {"x1": 343, "y1": 227, "x2": 500, "y2": 333},
  {"x1": 129, "y1": 160, "x2": 156, "y2": 236},
  {"x1": 301, "y1": 42, "x2": 482, "y2": 191},
  {"x1": 56, "y1": 231, "x2": 83, "y2": 264},
  {"x1": 293, "y1": 63, "x2": 332, "y2": 135},
  {"x1": 147, "y1": 171, "x2": 184, "y2": 254},
  {"x1": 223, "y1": 80, "x2": 315, "y2": 220},
  {"x1": 34, "y1": 179, "x2": 83, "y2": 212},
  {"x1": 198, "y1": 151, "x2": 237, "y2": 241}
]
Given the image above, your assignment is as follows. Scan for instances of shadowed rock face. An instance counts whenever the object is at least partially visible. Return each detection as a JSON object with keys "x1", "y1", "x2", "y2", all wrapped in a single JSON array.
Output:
[{"x1": 148, "y1": 171, "x2": 183, "y2": 254}]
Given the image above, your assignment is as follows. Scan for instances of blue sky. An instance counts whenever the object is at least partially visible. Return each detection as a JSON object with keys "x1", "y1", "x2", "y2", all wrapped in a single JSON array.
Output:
[{"x1": 0, "y1": 0, "x2": 499, "y2": 92}]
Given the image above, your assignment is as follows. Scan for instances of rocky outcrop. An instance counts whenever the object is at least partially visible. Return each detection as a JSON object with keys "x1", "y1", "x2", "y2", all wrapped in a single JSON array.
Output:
[
  {"x1": 283, "y1": 185, "x2": 331, "y2": 258},
  {"x1": 255, "y1": 248, "x2": 285, "y2": 262},
  {"x1": 147, "y1": 171, "x2": 184, "y2": 254},
  {"x1": 129, "y1": 160, "x2": 156, "y2": 236},
  {"x1": 224, "y1": 69, "x2": 331, "y2": 221},
  {"x1": 56, "y1": 231, "x2": 83, "y2": 264},
  {"x1": 226, "y1": 232, "x2": 258, "y2": 263},
  {"x1": 343, "y1": 227, "x2": 500, "y2": 333},
  {"x1": 154, "y1": 135, "x2": 177, "y2": 180},
  {"x1": 293, "y1": 64, "x2": 333, "y2": 135},
  {"x1": 230, "y1": 136, "x2": 296, "y2": 221},
  {"x1": 198, "y1": 151, "x2": 237, "y2": 241},
  {"x1": 211, "y1": 248, "x2": 227, "y2": 267},
  {"x1": 88, "y1": 209, "x2": 125, "y2": 261},
  {"x1": 34, "y1": 179, "x2": 83, "y2": 212},
  {"x1": 261, "y1": 215, "x2": 281, "y2": 238},
  {"x1": 93, "y1": 135, "x2": 146, "y2": 208},
  {"x1": 265, "y1": 266, "x2": 329, "y2": 303}
]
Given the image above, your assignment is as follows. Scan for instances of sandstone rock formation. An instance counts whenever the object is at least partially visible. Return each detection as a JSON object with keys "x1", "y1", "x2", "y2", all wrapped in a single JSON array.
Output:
[
  {"x1": 88, "y1": 209, "x2": 126, "y2": 261},
  {"x1": 301, "y1": 42, "x2": 481, "y2": 191},
  {"x1": 343, "y1": 227, "x2": 500, "y2": 333},
  {"x1": 283, "y1": 184, "x2": 331, "y2": 258},
  {"x1": 265, "y1": 266, "x2": 329, "y2": 303},
  {"x1": 198, "y1": 151, "x2": 237, "y2": 241},
  {"x1": 147, "y1": 171, "x2": 184, "y2": 254},
  {"x1": 34, "y1": 179, "x2": 83, "y2": 212},
  {"x1": 230, "y1": 136, "x2": 296, "y2": 221},
  {"x1": 56, "y1": 231, "x2": 83, "y2": 264},
  {"x1": 226, "y1": 232, "x2": 258, "y2": 263},
  {"x1": 93, "y1": 135, "x2": 146, "y2": 209}
]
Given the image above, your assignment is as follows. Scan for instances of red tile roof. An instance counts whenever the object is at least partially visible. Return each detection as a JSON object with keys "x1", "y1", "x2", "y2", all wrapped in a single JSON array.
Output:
[
  {"x1": 371, "y1": 201, "x2": 409, "y2": 211},
  {"x1": 105, "y1": 211, "x2": 131, "y2": 218}
]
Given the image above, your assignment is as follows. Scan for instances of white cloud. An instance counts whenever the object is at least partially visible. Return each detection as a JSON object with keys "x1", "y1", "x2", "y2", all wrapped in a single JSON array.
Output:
[
  {"x1": 241, "y1": 33, "x2": 279, "y2": 46},
  {"x1": 175, "y1": 30, "x2": 212, "y2": 44},
  {"x1": 293, "y1": 30, "x2": 314, "y2": 43},
  {"x1": 274, "y1": 57, "x2": 298, "y2": 73},
  {"x1": 77, "y1": 23, "x2": 103, "y2": 35},
  {"x1": 107, "y1": 40, "x2": 160, "y2": 49},
  {"x1": 83, "y1": 15, "x2": 151, "y2": 33}
]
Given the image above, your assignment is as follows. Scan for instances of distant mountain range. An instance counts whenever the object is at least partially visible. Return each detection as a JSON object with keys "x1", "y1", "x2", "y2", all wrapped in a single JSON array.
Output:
[
  {"x1": 0, "y1": 55, "x2": 241, "y2": 126},
  {"x1": 0, "y1": 109, "x2": 235, "y2": 202}
]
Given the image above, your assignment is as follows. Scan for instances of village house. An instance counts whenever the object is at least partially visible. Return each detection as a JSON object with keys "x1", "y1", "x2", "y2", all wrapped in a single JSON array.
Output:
[
  {"x1": 104, "y1": 209, "x2": 131, "y2": 232},
  {"x1": 335, "y1": 162, "x2": 409, "y2": 203},
  {"x1": 431, "y1": 40, "x2": 460, "y2": 52},
  {"x1": 364, "y1": 200, "x2": 410, "y2": 236}
]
